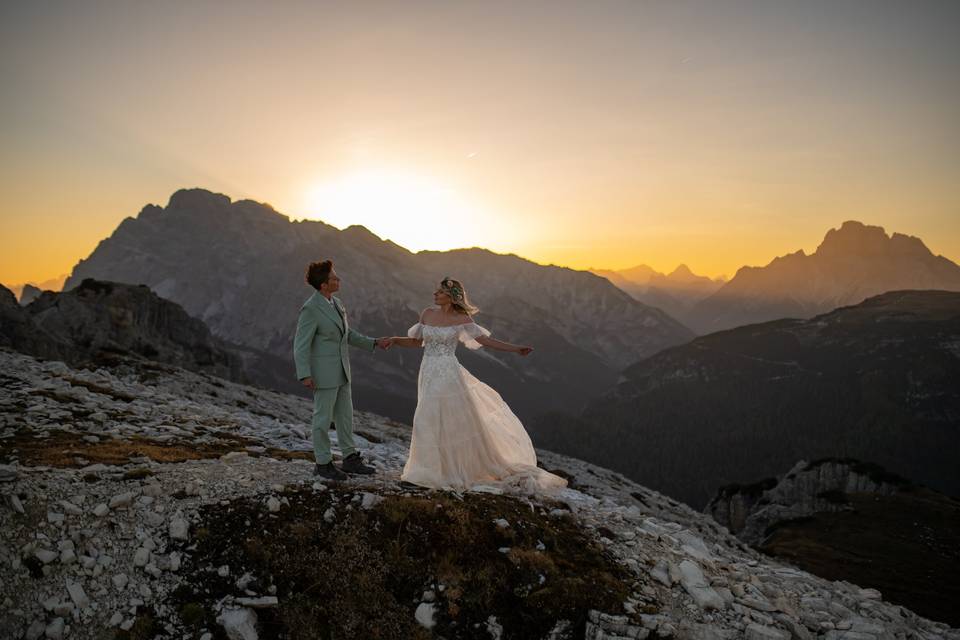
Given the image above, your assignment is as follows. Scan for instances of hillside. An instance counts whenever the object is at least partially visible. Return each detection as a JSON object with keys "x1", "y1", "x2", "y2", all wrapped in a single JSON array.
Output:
[{"x1": 2, "y1": 348, "x2": 956, "y2": 638}]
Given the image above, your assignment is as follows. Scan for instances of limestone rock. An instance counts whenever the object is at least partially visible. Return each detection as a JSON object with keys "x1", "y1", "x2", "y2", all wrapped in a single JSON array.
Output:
[
  {"x1": 66, "y1": 581, "x2": 90, "y2": 609},
  {"x1": 415, "y1": 602, "x2": 436, "y2": 629},
  {"x1": 678, "y1": 560, "x2": 725, "y2": 611},
  {"x1": 169, "y1": 516, "x2": 190, "y2": 541},
  {"x1": 108, "y1": 492, "x2": 135, "y2": 510},
  {"x1": 217, "y1": 607, "x2": 259, "y2": 640}
]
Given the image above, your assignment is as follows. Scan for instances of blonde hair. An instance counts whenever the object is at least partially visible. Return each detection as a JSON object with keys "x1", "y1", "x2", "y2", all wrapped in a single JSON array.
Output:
[{"x1": 439, "y1": 276, "x2": 479, "y2": 315}]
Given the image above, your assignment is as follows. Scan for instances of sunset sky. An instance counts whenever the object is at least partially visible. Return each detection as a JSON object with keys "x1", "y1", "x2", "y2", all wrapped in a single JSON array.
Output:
[{"x1": 2, "y1": 0, "x2": 959, "y2": 286}]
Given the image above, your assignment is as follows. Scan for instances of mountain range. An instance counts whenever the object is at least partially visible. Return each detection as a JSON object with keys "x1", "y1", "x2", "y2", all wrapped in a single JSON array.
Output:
[
  {"x1": 595, "y1": 222, "x2": 960, "y2": 335},
  {"x1": 689, "y1": 221, "x2": 960, "y2": 334},
  {"x1": 6, "y1": 274, "x2": 68, "y2": 303},
  {"x1": 61, "y1": 188, "x2": 693, "y2": 422},
  {"x1": 530, "y1": 289, "x2": 960, "y2": 508},
  {"x1": 591, "y1": 264, "x2": 726, "y2": 328}
]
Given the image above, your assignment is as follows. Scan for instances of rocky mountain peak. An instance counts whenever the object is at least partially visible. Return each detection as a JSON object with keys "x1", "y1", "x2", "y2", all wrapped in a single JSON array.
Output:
[
  {"x1": 689, "y1": 221, "x2": 960, "y2": 334},
  {"x1": 667, "y1": 264, "x2": 694, "y2": 280},
  {"x1": 151, "y1": 189, "x2": 291, "y2": 229},
  {"x1": 889, "y1": 231, "x2": 933, "y2": 257},
  {"x1": 814, "y1": 220, "x2": 918, "y2": 259},
  {"x1": 167, "y1": 187, "x2": 232, "y2": 213},
  {"x1": 619, "y1": 264, "x2": 658, "y2": 284},
  {"x1": 663, "y1": 264, "x2": 720, "y2": 285}
]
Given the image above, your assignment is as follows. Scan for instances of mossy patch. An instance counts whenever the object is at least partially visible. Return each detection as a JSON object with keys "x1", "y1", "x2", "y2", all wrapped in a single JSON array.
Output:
[
  {"x1": 0, "y1": 428, "x2": 312, "y2": 468},
  {"x1": 173, "y1": 487, "x2": 634, "y2": 639},
  {"x1": 113, "y1": 611, "x2": 156, "y2": 640}
]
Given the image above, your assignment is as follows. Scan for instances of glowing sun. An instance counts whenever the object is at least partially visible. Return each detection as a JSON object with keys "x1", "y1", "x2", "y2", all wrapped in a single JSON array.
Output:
[{"x1": 302, "y1": 170, "x2": 490, "y2": 252}]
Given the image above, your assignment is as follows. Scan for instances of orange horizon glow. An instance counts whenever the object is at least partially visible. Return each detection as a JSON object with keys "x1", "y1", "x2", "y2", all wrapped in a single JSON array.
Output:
[
  {"x1": 2, "y1": 3, "x2": 959, "y2": 288},
  {"x1": 7, "y1": 182, "x2": 960, "y2": 290}
]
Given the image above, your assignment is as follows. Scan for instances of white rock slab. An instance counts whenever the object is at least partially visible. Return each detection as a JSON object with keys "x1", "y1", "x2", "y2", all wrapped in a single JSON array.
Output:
[
  {"x1": 678, "y1": 560, "x2": 725, "y2": 611},
  {"x1": 415, "y1": 602, "x2": 437, "y2": 629},
  {"x1": 66, "y1": 581, "x2": 90, "y2": 609},
  {"x1": 217, "y1": 607, "x2": 259, "y2": 640}
]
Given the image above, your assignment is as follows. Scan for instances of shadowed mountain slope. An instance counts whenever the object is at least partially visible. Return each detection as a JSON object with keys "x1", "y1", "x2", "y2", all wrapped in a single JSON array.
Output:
[{"x1": 531, "y1": 290, "x2": 960, "y2": 508}]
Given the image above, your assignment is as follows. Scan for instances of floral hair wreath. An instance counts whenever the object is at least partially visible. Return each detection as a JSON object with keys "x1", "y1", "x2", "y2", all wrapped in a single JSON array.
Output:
[{"x1": 441, "y1": 277, "x2": 464, "y2": 302}]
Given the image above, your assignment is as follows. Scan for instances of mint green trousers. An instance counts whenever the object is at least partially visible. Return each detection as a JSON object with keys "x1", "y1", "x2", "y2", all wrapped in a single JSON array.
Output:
[{"x1": 311, "y1": 383, "x2": 356, "y2": 465}]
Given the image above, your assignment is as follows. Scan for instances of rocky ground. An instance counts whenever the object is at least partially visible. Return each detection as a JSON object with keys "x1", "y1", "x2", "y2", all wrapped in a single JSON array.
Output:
[{"x1": 1, "y1": 347, "x2": 958, "y2": 640}]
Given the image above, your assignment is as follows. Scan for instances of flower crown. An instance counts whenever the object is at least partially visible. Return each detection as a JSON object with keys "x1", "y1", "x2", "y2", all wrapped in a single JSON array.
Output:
[{"x1": 441, "y1": 277, "x2": 464, "y2": 301}]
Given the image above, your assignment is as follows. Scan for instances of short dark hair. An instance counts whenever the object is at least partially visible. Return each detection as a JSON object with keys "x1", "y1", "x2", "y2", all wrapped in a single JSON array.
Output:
[{"x1": 305, "y1": 260, "x2": 333, "y2": 290}]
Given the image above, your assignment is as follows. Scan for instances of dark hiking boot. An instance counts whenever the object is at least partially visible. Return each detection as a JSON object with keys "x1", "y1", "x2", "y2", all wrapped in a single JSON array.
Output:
[
  {"x1": 314, "y1": 462, "x2": 347, "y2": 481},
  {"x1": 340, "y1": 453, "x2": 375, "y2": 475}
]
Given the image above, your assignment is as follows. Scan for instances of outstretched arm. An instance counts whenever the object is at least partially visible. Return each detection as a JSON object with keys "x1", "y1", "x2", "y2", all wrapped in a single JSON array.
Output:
[
  {"x1": 476, "y1": 335, "x2": 533, "y2": 356},
  {"x1": 388, "y1": 307, "x2": 431, "y2": 348},
  {"x1": 347, "y1": 327, "x2": 378, "y2": 352}
]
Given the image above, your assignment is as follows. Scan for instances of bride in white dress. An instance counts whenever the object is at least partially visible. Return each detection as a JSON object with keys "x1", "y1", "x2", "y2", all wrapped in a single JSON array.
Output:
[{"x1": 386, "y1": 277, "x2": 568, "y2": 493}]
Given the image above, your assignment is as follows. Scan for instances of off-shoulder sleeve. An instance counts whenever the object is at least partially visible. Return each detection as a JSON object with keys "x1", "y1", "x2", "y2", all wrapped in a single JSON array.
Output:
[
  {"x1": 457, "y1": 322, "x2": 491, "y2": 350},
  {"x1": 407, "y1": 323, "x2": 424, "y2": 340}
]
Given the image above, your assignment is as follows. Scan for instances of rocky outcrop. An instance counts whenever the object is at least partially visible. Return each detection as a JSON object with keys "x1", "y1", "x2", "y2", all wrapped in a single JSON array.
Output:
[
  {"x1": 0, "y1": 284, "x2": 64, "y2": 360},
  {"x1": 29, "y1": 279, "x2": 244, "y2": 380},
  {"x1": 706, "y1": 459, "x2": 909, "y2": 545},
  {"x1": 3, "y1": 278, "x2": 246, "y2": 382},
  {"x1": 1, "y1": 348, "x2": 957, "y2": 639},
  {"x1": 705, "y1": 459, "x2": 960, "y2": 627},
  {"x1": 63, "y1": 187, "x2": 694, "y2": 422},
  {"x1": 689, "y1": 221, "x2": 960, "y2": 334}
]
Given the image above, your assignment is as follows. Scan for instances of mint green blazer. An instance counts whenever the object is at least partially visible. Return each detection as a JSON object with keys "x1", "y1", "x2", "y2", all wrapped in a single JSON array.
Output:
[{"x1": 293, "y1": 292, "x2": 376, "y2": 388}]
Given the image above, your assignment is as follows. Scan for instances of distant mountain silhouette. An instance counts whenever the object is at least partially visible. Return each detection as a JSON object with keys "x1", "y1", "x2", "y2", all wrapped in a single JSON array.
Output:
[
  {"x1": 4, "y1": 274, "x2": 68, "y2": 302},
  {"x1": 64, "y1": 188, "x2": 694, "y2": 422},
  {"x1": 689, "y1": 221, "x2": 960, "y2": 334},
  {"x1": 592, "y1": 264, "x2": 725, "y2": 330},
  {"x1": 18, "y1": 284, "x2": 42, "y2": 306},
  {"x1": 530, "y1": 290, "x2": 960, "y2": 508}
]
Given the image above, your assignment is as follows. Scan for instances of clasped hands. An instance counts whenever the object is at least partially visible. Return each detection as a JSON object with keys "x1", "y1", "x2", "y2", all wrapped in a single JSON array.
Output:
[{"x1": 375, "y1": 337, "x2": 394, "y2": 350}]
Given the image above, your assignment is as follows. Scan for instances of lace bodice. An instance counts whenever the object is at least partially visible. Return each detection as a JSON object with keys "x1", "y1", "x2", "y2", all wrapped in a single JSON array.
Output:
[{"x1": 407, "y1": 322, "x2": 491, "y2": 358}]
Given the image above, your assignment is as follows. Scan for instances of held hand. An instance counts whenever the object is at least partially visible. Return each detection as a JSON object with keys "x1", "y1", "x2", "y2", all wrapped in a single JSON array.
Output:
[
  {"x1": 516, "y1": 346, "x2": 533, "y2": 357},
  {"x1": 301, "y1": 377, "x2": 315, "y2": 390},
  {"x1": 376, "y1": 337, "x2": 394, "y2": 350}
]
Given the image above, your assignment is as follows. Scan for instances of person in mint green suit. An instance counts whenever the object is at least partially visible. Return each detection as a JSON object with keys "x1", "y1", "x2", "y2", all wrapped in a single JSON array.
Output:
[{"x1": 293, "y1": 260, "x2": 391, "y2": 480}]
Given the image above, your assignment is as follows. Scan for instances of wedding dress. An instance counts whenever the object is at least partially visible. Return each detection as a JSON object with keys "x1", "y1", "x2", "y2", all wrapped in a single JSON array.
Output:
[{"x1": 400, "y1": 321, "x2": 568, "y2": 493}]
